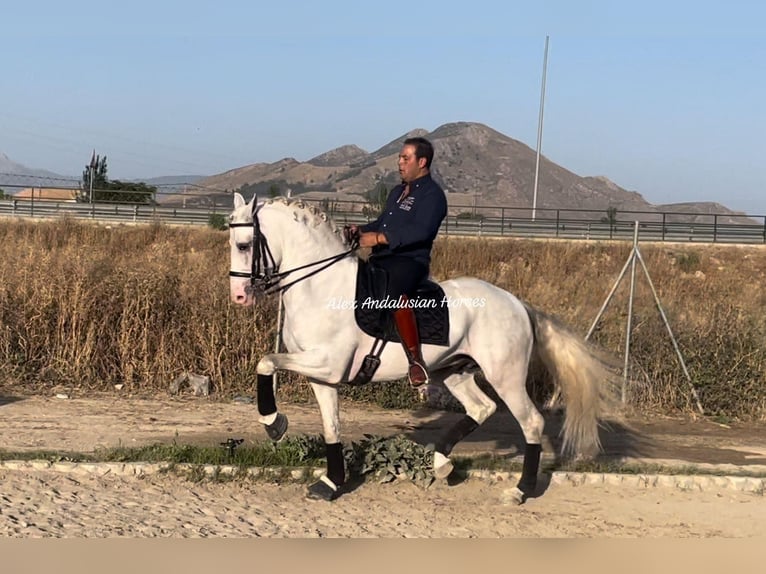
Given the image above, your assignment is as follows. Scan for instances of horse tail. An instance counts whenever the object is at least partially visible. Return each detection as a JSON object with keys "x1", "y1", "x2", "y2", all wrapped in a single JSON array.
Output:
[{"x1": 523, "y1": 302, "x2": 621, "y2": 458}]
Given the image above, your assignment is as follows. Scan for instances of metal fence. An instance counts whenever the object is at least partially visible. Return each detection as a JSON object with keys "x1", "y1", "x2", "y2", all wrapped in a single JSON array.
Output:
[{"x1": 2, "y1": 192, "x2": 765, "y2": 245}]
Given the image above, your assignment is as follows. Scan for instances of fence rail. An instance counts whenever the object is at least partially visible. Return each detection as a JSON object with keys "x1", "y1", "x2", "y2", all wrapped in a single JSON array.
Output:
[{"x1": 2, "y1": 197, "x2": 765, "y2": 245}]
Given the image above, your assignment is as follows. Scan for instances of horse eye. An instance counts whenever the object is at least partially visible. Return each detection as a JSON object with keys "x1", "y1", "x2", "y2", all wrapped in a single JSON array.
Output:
[{"x1": 236, "y1": 242, "x2": 251, "y2": 252}]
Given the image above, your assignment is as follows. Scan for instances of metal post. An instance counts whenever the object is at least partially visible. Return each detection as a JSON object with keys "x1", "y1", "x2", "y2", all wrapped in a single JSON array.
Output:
[
  {"x1": 713, "y1": 214, "x2": 718, "y2": 243},
  {"x1": 500, "y1": 207, "x2": 505, "y2": 236},
  {"x1": 585, "y1": 249, "x2": 635, "y2": 341},
  {"x1": 532, "y1": 35, "x2": 549, "y2": 222},
  {"x1": 634, "y1": 248, "x2": 705, "y2": 415},
  {"x1": 621, "y1": 222, "x2": 640, "y2": 403},
  {"x1": 587, "y1": 223, "x2": 704, "y2": 414},
  {"x1": 89, "y1": 165, "x2": 94, "y2": 204}
]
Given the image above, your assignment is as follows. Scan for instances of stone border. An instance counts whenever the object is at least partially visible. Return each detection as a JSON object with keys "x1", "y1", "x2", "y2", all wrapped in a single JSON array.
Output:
[
  {"x1": 468, "y1": 469, "x2": 765, "y2": 493},
  {"x1": 1, "y1": 460, "x2": 764, "y2": 493}
]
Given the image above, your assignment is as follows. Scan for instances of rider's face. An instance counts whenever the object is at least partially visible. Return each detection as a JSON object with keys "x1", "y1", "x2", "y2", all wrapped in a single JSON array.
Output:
[{"x1": 398, "y1": 144, "x2": 426, "y2": 183}]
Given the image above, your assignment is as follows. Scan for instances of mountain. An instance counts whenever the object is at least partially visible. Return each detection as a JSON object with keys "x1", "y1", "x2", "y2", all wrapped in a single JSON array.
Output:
[
  {"x1": 184, "y1": 122, "x2": 747, "y2": 223},
  {"x1": 0, "y1": 153, "x2": 77, "y2": 189},
  {"x1": 2, "y1": 123, "x2": 752, "y2": 223},
  {"x1": 140, "y1": 175, "x2": 205, "y2": 187},
  {"x1": 308, "y1": 145, "x2": 368, "y2": 167},
  {"x1": 180, "y1": 122, "x2": 742, "y2": 223}
]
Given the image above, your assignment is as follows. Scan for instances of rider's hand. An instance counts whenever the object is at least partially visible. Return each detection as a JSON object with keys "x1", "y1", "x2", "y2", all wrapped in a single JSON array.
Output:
[
  {"x1": 343, "y1": 225, "x2": 360, "y2": 246},
  {"x1": 358, "y1": 231, "x2": 384, "y2": 248}
]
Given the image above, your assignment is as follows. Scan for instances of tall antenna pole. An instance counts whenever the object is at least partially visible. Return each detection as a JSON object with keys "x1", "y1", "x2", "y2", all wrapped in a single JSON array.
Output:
[{"x1": 532, "y1": 35, "x2": 549, "y2": 221}]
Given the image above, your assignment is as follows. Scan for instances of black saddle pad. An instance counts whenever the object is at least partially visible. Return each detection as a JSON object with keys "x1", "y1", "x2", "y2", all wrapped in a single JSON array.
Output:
[{"x1": 353, "y1": 259, "x2": 450, "y2": 346}]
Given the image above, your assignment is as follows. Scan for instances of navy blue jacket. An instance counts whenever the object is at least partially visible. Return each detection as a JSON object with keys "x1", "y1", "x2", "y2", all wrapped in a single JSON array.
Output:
[{"x1": 360, "y1": 174, "x2": 447, "y2": 266}]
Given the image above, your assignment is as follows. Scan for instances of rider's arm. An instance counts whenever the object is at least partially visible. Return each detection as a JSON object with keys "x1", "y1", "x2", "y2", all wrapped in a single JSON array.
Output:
[{"x1": 382, "y1": 188, "x2": 447, "y2": 249}]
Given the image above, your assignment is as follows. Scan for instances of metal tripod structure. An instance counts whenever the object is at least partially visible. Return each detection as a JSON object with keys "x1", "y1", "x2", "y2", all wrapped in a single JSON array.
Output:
[{"x1": 585, "y1": 222, "x2": 705, "y2": 415}]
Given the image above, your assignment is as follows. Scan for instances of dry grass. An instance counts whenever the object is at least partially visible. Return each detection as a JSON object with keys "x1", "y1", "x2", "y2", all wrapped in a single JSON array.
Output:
[
  {"x1": 1, "y1": 219, "x2": 764, "y2": 420},
  {"x1": 432, "y1": 236, "x2": 766, "y2": 419}
]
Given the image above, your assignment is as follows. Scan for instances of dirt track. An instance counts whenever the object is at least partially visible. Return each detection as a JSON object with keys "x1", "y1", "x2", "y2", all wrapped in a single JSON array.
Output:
[{"x1": 1, "y1": 393, "x2": 765, "y2": 538}]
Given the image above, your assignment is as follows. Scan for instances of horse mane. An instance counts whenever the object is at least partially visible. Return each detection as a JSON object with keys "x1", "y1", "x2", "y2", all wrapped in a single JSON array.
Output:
[
  {"x1": 263, "y1": 197, "x2": 349, "y2": 247},
  {"x1": 231, "y1": 195, "x2": 357, "y2": 250}
]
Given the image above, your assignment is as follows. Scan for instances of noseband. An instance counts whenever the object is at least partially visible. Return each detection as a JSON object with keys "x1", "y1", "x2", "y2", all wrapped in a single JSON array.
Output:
[{"x1": 228, "y1": 201, "x2": 356, "y2": 295}]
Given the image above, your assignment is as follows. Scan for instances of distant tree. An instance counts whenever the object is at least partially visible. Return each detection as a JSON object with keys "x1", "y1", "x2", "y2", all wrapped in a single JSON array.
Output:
[
  {"x1": 456, "y1": 211, "x2": 485, "y2": 222},
  {"x1": 81, "y1": 153, "x2": 109, "y2": 201},
  {"x1": 80, "y1": 153, "x2": 155, "y2": 204},
  {"x1": 600, "y1": 206, "x2": 618, "y2": 225},
  {"x1": 267, "y1": 183, "x2": 281, "y2": 198},
  {"x1": 0, "y1": 188, "x2": 10, "y2": 200},
  {"x1": 99, "y1": 180, "x2": 157, "y2": 204},
  {"x1": 208, "y1": 213, "x2": 228, "y2": 230},
  {"x1": 600, "y1": 206, "x2": 618, "y2": 237}
]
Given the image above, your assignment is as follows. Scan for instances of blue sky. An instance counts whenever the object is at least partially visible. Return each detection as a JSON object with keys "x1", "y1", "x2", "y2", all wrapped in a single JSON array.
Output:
[{"x1": 1, "y1": 0, "x2": 764, "y2": 214}]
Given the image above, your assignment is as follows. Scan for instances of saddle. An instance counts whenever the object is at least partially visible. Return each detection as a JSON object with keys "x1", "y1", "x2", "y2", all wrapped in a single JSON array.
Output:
[
  {"x1": 353, "y1": 259, "x2": 450, "y2": 347},
  {"x1": 348, "y1": 259, "x2": 451, "y2": 386}
]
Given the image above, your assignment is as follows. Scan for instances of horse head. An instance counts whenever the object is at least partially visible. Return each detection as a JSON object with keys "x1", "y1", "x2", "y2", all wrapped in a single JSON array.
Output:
[{"x1": 228, "y1": 191, "x2": 351, "y2": 306}]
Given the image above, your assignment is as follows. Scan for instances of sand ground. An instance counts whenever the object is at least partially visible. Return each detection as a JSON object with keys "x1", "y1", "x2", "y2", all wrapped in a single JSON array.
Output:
[{"x1": 1, "y1": 392, "x2": 764, "y2": 538}]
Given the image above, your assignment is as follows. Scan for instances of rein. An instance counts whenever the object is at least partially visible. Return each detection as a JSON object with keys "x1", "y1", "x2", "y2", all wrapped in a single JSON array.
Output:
[{"x1": 229, "y1": 202, "x2": 356, "y2": 295}]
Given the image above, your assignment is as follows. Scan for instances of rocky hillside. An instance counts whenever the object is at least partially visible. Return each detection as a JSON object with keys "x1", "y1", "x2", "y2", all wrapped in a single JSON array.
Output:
[{"x1": 165, "y1": 122, "x2": 749, "y2": 223}]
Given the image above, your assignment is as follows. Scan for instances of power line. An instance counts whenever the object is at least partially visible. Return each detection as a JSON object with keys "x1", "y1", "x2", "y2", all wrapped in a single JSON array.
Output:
[{"x1": 0, "y1": 172, "x2": 81, "y2": 185}]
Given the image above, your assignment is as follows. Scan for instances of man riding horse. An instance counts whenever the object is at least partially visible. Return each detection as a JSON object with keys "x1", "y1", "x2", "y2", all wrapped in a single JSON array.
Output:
[{"x1": 345, "y1": 137, "x2": 447, "y2": 387}]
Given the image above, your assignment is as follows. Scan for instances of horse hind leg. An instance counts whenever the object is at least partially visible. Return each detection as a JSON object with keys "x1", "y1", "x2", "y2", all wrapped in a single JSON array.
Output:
[
  {"x1": 432, "y1": 372, "x2": 497, "y2": 480},
  {"x1": 486, "y1": 365, "x2": 545, "y2": 504}
]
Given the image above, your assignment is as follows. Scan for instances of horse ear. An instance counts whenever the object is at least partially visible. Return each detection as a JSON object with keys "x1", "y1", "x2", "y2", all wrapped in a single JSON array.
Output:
[{"x1": 234, "y1": 192, "x2": 246, "y2": 209}]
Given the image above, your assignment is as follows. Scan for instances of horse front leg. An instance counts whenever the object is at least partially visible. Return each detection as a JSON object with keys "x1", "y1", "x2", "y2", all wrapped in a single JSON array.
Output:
[
  {"x1": 256, "y1": 352, "x2": 347, "y2": 501},
  {"x1": 305, "y1": 380, "x2": 345, "y2": 502},
  {"x1": 255, "y1": 350, "x2": 336, "y2": 443},
  {"x1": 255, "y1": 373, "x2": 288, "y2": 442}
]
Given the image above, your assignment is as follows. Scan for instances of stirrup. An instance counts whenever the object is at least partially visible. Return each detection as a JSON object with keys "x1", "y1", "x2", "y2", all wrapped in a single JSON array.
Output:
[{"x1": 408, "y1": 360, "x2": 429, "y2": 387}]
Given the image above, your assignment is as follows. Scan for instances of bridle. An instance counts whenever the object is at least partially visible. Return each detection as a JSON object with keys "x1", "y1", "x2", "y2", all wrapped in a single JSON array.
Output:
[{"x1": 228, "y1": 201, "x2": 357, "y2": 295}]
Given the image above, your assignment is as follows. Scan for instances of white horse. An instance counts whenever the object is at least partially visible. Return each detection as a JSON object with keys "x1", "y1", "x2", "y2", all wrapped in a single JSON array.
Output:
[{"x1": 228, "y1": 193, "x2": 618, "y2": 503}]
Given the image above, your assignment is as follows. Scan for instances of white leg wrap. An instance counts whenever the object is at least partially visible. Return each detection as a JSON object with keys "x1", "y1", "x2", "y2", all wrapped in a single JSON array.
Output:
[
  {"x1": 502, "y1": 487, "x2": 525, "y2": 506},
  {"x1": 433, "y1": 451, "x2": 450, "y2": 469},
  {"x1": 433, "y1": 451, "x2": 454, "y2": 480},
  {"x1": 319, "y1": 475, "x2": 338, "y2": 491},
  {"x1": 258, "y1": 411, "x2": 277, "y2": 426}
]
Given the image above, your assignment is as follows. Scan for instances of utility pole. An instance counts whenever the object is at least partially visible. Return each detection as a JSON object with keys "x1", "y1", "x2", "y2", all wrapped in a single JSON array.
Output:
[
  {"x1": 89, "y1": 150, "x2": 96, "y2": 204},
  {"x1": 532, "y1": 35, "x2": 549, "y2": 221}
]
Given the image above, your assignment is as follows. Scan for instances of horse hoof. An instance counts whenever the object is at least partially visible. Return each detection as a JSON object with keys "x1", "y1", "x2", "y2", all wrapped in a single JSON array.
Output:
[
  {"x1": 306, "y1": 478, "x2": 340, "y2": 502},
  {"x1": 432, "y1": 451, "x2": 454, "y2": 480},
  {"x1": 264, "y1": 412, "x2": 288, "y2": 442},
  {"x1": 503, "y1": 487, "x2": 525, "y2": 506}
]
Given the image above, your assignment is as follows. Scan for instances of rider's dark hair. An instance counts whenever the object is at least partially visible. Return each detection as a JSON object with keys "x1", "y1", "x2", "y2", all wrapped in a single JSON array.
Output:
[{"x1": 403, "y1": 137, "x2": 434, "y2": 169}]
